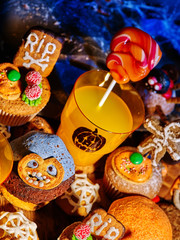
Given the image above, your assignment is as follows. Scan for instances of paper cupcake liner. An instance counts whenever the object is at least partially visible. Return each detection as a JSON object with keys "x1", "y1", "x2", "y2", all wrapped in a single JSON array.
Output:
[
  {"x1": 103, "y1": 172, "x2": 125, "y2": 200},
  {"x1": 0, "y1": 109, "x2": 37, "y2": 126}
]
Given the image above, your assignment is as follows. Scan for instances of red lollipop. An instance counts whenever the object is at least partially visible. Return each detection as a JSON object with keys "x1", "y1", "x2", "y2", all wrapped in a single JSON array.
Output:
[
  {"x1": 106, "y1": 27, "x2": 162, "y2": 84},
  {"x1": 98, "y1": 27, "x2": 162, "y2": 107}
]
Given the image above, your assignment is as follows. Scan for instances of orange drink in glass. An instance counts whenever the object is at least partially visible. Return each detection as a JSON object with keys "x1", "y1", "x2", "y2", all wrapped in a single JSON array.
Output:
[
  {"x1": 0, "y1": 133, "x2": 13, "y2": 184},
  {"x1": 57, "y1": 69, "x2": 144, "y2": 167}
]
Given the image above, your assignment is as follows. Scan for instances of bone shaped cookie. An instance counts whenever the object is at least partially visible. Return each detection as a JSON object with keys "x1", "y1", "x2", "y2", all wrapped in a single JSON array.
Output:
[{"x1": 137, "y1": 117, "x2": 180, "y2": 166}]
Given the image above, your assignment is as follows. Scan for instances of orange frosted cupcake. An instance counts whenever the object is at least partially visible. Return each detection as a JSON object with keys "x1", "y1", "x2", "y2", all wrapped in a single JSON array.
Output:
[
  {"x1": 103, "y1": 146, "x2": 162, "y2": 199},
  {"x1": 0, "y1": 69, "x2": 51, "y2": 126},
  {"x1": 0, "y1": 27, "x2": 62, "y2": 126}
]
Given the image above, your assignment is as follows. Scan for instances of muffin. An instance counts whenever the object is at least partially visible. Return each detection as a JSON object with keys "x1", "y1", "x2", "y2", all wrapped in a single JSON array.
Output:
[
  {"x1": 0, "y1": 210, "x2": 39, "y2": 240},
  {"x1": 56, "y1": 173, "x2": 100, "y2": 217},
  {"x1": 108, "y1": 196, "x2": 172, "y2": 240},
  {"x1": 0, "y1": 72, "x2": 51, "y2": 126},
  {"x1": 103, "y1": 146, "x2": 162, "y2": 199},
  {"x1": 0, "y1": 131, "x2": 75, "y2": 211},
  {"x1": 0, "y1": 27, "x2": 63, "y2": 127}
]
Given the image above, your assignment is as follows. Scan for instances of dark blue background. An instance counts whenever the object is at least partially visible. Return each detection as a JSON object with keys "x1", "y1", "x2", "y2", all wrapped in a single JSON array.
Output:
[{"x1": 0, "y1": 0, "x2": 179, "y2": 94}]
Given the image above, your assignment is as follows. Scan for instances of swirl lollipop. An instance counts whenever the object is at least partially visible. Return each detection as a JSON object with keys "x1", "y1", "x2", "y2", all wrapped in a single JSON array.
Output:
[{"x1": 99, "y1": 27, "x2": 162, "y2": 107}]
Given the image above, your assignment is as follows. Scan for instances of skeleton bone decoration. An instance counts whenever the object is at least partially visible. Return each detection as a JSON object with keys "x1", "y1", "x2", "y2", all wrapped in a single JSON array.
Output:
[
  {"x1": 137, "y1": 117, "x2": 180, "y2": 166},
  {"x1": 13, "y1": 29, "x2": 63, "y2": 77}
]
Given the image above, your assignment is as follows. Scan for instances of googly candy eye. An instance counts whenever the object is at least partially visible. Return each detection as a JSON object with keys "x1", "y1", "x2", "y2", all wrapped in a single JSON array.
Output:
[
  {"x1": 47, "y1": 164, "x2": 57, "y2": 176},
  {"x1": 147, "y1": 76, "x2": 158, "y2": 86},
  {"x1": 27, "y1": 160, "x2": 39, "y2": 168},
  {"x1": 154, "y1": 82, "x2": 163, "y2": 91}
]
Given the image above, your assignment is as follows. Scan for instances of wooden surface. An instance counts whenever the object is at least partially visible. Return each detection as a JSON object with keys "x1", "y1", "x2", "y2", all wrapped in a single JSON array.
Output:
[
  {"x1": 0, "y1": 165, "x2": 180, "y2": 240},
  {"x1": 0, "y1": 176, "x2": 110, "y2": 240},
  {"x1": 0, "y1": 193, "x2": 71, "y2": 240},
  {"x1": 0, "y1": 129, "x2": 180, "y2": 239}
]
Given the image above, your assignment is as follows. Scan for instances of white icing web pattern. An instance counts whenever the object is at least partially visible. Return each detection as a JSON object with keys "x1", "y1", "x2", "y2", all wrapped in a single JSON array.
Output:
[
  {"x1": 61, "y1": 173, "x2": 100, "y2": 215},
  {"x1": 138, "y1": 117, "x2": 180, "y2": 166},
  {"x1": 0, "y1": 211, "x2": 38, "y2": 240}
]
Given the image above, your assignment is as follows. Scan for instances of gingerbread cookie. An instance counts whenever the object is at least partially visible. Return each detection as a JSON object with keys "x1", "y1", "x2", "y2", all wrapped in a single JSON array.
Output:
[
  {"x1": 13, "y1": 28, "x2": 63, "y2": 77},
  {"x1": 18, "y1": 153, "x2": 64, "y2": 190},
  {"x1": 56, "y1": 173, "x2": 100, "y2": 217},
  {"x1": 0, "y1": 211, "x2": 39, "y2": 240},
  {"x1": 83, "y1": 208, "x2": 125, "y2": 240},
  {"x1": 137, "y1": 117, "x2": 180, "y2": 166},
  {"x1": 0, "y1": 63, "x2": 21, "y2": 100}
]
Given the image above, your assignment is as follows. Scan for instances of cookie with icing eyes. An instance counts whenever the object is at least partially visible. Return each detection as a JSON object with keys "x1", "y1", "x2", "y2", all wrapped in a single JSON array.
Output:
[
  {"x1": 18, "y1": 153, "x2": 64, "y2": 190},
  {"x1": 0, "y1": 131, "x2": 75, "y2": 211}
]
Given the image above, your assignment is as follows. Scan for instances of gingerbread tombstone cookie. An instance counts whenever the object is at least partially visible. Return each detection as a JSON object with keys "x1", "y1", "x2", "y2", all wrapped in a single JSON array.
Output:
[
  {"x1": 137, "y1": 117, "x2": 180, "y2": 166},
  {"x1": 13, "y1": 29, "x2": 63, "y2": 77},
  {"x1": 83, "y1": 208, "x2": 125, "y2": 240}
]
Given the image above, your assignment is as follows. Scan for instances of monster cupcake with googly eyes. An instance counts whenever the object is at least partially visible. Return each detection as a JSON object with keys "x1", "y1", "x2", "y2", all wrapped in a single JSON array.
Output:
[
  {"x1": 0, "y1": 131, "x2": 75, "y2": 211},
  {"x1": 103, "y1": 146, "x2": 162, "y2": 200}
]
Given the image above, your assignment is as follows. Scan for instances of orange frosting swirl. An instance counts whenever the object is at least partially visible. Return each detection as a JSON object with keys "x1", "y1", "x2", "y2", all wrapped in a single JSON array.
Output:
[
  {"x1": 112, "y1": 150, "x2": 152, "y2": 183},
  {"x1": 106, "y1": 27, "x2": 162, "y2": 84}
]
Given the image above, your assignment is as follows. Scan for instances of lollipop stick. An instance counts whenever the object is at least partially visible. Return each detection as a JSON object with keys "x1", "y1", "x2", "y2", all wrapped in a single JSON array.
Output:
[{"x1": 98, "y1": 78, "x2": 116, "y2": 107}]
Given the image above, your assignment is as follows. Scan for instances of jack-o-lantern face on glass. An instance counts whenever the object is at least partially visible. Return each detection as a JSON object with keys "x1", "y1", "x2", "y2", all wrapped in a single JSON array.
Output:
[
  {"x1": 18, "y1": 153, "x2": 64, "y2": 190},
  {"x1": 72, "y1": 127, "x2": 106, "y2": 152}
]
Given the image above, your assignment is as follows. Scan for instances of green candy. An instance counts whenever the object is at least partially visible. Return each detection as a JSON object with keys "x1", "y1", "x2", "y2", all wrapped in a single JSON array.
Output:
[
  {"x1": 7, "y1": 70, "x2": 21, "y2": 81},
  {"x1": 130, "y1": 152, "x2": 143, "y2": 165}
]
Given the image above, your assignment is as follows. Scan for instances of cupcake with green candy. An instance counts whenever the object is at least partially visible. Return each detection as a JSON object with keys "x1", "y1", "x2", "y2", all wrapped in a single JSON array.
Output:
[
  {"x1": 0, "y1": 27, "x2": 63, "y2": 126},
  {"x1": 103, "y1": 146, "x2": 163, "y2": 200},
  {"x1": 0, "y1": 67, "x2": 51, "y2": 126},
  {"x1": 58, "y1": 222, "x2": 93, "y2": 240}
]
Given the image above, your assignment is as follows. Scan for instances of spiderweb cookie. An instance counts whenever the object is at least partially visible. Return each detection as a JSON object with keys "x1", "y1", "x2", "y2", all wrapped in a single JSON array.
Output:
[
  {"x1": 56, "y1": 173, "x2": 100, "y2": 217},
  {"x1": 0, "y1": 211, "x2": 39, "y2": 240}
]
